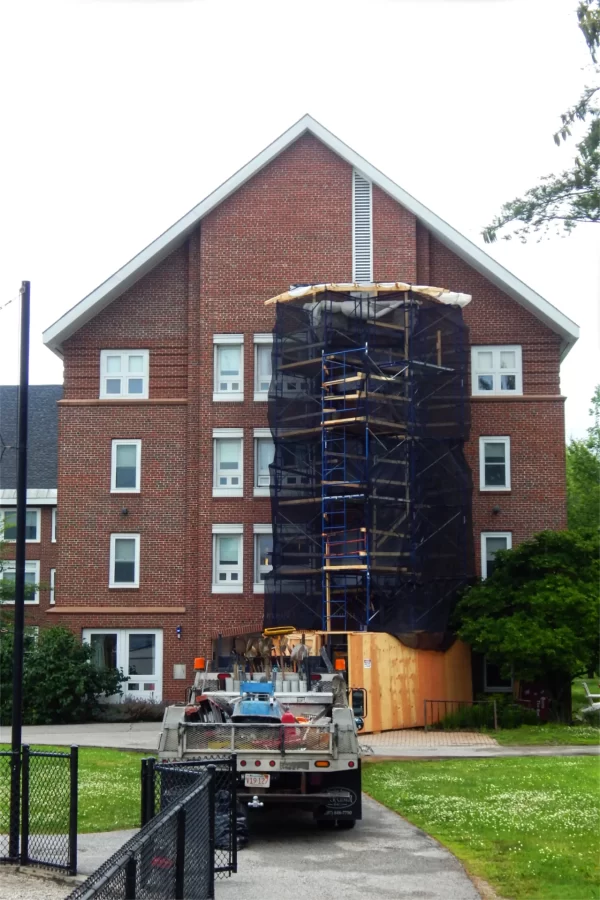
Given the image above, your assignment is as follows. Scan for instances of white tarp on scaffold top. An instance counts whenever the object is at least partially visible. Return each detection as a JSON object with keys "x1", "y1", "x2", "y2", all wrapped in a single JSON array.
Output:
[{"x1": 264, "y1": 282, "x2": 472, "y2": 307}]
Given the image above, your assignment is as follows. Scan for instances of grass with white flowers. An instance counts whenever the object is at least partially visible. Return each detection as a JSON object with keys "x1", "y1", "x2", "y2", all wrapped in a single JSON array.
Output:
[{"x1": 363, "y1": 757, "x2": 600, "y2": 900}]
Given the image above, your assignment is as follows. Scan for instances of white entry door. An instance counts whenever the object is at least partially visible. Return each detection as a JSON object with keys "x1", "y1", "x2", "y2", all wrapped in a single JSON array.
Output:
[{"x1": 83, "y1": 628, "x2": 163, "y2": 701}]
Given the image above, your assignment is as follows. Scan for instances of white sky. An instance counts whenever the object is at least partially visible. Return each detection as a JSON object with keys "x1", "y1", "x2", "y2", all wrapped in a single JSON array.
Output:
[{"x1": 0, "y1": 0, "x2": 598, "y2": 439}]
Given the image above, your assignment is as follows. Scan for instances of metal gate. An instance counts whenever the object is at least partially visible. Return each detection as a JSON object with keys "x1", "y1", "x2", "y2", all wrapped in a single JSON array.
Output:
[
  {"x1": 141, "y1": 756, "x2": 238, "y2": 878},
  {"x1": 0, "y1": 745, "x2": 78, "y2": 875}
]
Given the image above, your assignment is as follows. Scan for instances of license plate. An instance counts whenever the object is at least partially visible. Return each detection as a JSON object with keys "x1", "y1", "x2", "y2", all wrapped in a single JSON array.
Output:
[{"x1": 244, "y1": 773, "x2": 270, "y2": 788}]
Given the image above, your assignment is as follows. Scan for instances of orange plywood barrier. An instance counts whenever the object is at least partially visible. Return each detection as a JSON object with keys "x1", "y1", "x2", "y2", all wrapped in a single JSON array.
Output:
[{"x1": 347, "y1": 632, "x2": 472, "y2": 733}]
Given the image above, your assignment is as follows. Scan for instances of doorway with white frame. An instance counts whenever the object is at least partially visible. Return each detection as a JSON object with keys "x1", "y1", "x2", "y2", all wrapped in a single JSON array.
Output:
[{"x1": 83, "y1": 628, "x2": 163, "y2": 701}]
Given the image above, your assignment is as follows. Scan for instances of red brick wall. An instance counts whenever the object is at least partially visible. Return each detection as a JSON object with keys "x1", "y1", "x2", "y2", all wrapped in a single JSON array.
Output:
[
  {"x1": 53, "y1": 134, "x2": 568, "y2": 701},
  {"x1": 2, "y1": 506, "x2": 57, "y2": 629}
]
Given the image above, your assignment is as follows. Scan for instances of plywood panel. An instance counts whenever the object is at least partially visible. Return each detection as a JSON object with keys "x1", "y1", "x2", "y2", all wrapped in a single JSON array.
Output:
[{"x1": 348, "y1": 633, "x2": 472, "y2": 733}]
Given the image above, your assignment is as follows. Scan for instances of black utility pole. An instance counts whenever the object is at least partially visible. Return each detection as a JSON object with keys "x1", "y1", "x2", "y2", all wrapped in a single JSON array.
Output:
[{"x1": 9, "y1": 280, "x2": 30, "y2": 860}]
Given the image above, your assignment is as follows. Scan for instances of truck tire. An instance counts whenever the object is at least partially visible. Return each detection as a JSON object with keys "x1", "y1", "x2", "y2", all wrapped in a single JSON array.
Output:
[{"x1": 337, "y1": 819, "x2": 356, "y2": 829}]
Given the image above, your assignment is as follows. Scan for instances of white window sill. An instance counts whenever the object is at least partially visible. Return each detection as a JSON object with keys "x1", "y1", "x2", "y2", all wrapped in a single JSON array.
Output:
[
  {"x1": 480, "y1": 486, "x2": 511, "y2": 492},
  {"x1": 253, "y1": 583, "x2": 265, "y2": 594},
  {"x1": 212, "y1": 585, "x2": 243, "y2": 594},
  {"x1": 99, "y1": 395, "x2": 149, "y2": 401},
  {"x1": 253, "y1": 487, "x2": 270, "y2": 498},
  {"x1": 213, "y1": 393, "x2": 244, "y2": 403},
  {"x1": 3, "y1": 539, "x2": 41, "y2": 544},
  {"x1": 253, "y1": 392, "x2": 269, "y2": 403},
  {"x1": 472, "y1": 391, "x2": 523, "y2": 398},
  {"x1": 110, "y1": 489, "x2": 141, "y2": 495},
  {"x1": 213, "y1": 488, "x2": 244, "y2": 498},
  {"x1": 109, "y1": 584, "x2": 140, "y2": 590}
]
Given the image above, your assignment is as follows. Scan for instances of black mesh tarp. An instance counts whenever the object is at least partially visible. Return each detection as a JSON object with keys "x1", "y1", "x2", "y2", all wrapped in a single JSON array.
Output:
[{"x1": 264, "y1": 290, "x2": 474, "y2": 636}]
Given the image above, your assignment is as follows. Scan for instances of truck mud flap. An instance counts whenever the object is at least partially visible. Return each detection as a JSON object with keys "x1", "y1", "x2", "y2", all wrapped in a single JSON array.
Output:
[{"x1": 315, "y1": 762, "x2": 362, "y2": 821}]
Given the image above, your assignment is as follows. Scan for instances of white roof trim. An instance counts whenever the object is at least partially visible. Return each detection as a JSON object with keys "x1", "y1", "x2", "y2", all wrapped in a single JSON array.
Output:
[
  {"x1": 0, "y1": 489, "x2": 57, "y2": 506},
  {"x1": 43, "y1": 114, "x2": 579, "y2": 359}
]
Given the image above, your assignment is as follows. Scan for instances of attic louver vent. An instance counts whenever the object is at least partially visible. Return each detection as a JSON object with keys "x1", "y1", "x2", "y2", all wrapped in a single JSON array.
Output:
[{"x1": 352, "y1": 170, "x2": 373, "y2": 283}]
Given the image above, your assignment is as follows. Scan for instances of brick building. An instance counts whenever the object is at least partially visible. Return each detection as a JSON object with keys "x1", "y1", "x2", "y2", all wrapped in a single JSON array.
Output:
[
  {"x1": 42, "y1": 115, "x2": 578, "y2": 703},
  {"x1": 0, "y1": 385, "x2": 61, "y2": 630}
]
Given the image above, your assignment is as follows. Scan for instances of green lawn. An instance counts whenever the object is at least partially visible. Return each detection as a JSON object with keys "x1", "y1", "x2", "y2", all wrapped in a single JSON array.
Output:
[
  {"x1": 1, "y1": 745, "x2": 144, "y2": 833},
  {"x1": 363, "y1": 757, "x2": 600, "y2": 900},
  {"x1": 494, "y1": 724, "x2": 600, "y2": 745}
]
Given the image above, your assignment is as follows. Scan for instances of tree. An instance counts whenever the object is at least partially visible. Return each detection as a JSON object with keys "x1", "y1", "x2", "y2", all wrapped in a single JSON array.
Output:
[
  {"x1": 566, "y1": 385, "x2": 600, "y2": 532},
  {"x1": 483, "y1": 1, "x2": 599, "y2": 242},
  {"x1": 454, "y1": 530, "x2": 599, "y2": 722},
  {"x1": 0, "y1": 626, "x2": 125, "y2": 725}
]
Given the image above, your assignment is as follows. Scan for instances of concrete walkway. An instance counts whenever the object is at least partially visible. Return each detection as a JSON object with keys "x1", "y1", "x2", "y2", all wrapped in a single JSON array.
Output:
[
  {"x1": 73, "y1": 796, "x2": 480, "y2": 899},
  {"x1": 3, "y1": 722, "x2": 597, "y2": 758}
]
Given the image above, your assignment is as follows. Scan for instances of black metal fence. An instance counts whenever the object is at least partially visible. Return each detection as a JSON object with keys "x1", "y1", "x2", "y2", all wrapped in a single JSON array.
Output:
[
  {"x1": 141, "y1": 756, "x2": 238, "y2": 879},
  {"x1": 0, "y1": 745, "x2": 77, "y2": 874},
  {"x1": 423, "y1": 699, "x2": 498, "y2": 731},
  {"x1": 66, "y1": 768, "x2": 214, "y2": 900}
]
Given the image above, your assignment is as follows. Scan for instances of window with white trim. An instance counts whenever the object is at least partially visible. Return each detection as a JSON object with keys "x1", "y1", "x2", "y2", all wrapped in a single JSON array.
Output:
[
  {"x1": 212, "y1": 525, "x2": 243, "y2": 593},
  {"x1": 254, "y1": 429, "x2": 274, "y2": 497},
  {"x1": 253, "y1": 525, "x2": 273, "y2": 592},
  {"x1": 0, "y1": 560, "x2": 40, "y2": 604},
  {"x1": 213, "y1": 430, "x2": 243, "y2": 498},
  {"x1": 100, "y1": 350, "x2": 149, "y2": 399},
  {"x1": 352, "y1": 169, "x2": 373, "y2": 283},
  {"x1": 51, "y1": 507, "x2": 57, "y2": 543},
  {"x1": 481, "y1": 532, "x2": 512, "y2": 579},
  {"x1": 471, "y1": 346, "x2": 522, "y2": 396},
  {"x1": 109, "y1": 534, "x2": 140, "y2": 588},
  {"x1": 479, "y1": 437, "x2": 511, "y2": 491},
  {"x1": 1, "y1": 508, "x2": 41, "y2": 542},
  {"x1": 213, "y1": 335, "x2": 243, "y2": 402},
  {"x1": 111, "y1": 440, "x2": 141, "y2": 493},
  {"x1": 254, "y1": 335, "x2": 273, "y2": 401},
  {"x1": 50, "y1": 568, "x2": 56, "y2": 605}
]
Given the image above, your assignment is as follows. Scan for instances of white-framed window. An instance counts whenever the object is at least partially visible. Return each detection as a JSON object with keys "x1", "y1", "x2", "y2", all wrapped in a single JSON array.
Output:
[
  {"x1": 51, "y1": 507, "x2": 57, "y2": 543},
  {"x1": 484, "y1": 656, "x2": 513, "y2": 693},
  {"x1": 254, "y1": 429, "x2": 274, "y2": 497},
  {"x1": 100, "y1": 350, "x2": 149, "y2": 399},
  {"x1": 213, "y1": 430, "x2": 243, "y2": 498},
  {"x1": 212, "y1": 524, "x2": 243, "y2": 593},
  {"x1": 481, "y1": 532, "x2": 512, "y2": 579},
  {"x1": 50, "y1": 568, "x2": 56, "y2": 605},
  {"x1": 254, "y1": 335, "x2": 273, "y2": 401},
  {"x1": 109, "y1": 534, "x2": 140, "y2": 588},
  {"x1": 471, "y1": 345, "x2": 522, "y2": 396},
  {"x1": 111, "y1": 440, "x2": 142, "y2": 493},
  {"x1": 0, "y1": 560, "x2": 40, "y2": 604},
  {"x1": 253, "y1": 525, "x2": 273, "y2": 593},
  {"x1": 213, "y1": 335, "x2": 244, "y2": 402},
  {"x1": 1, "y1": 508, "x2": 41, "y2": 543},
  {"x1": 479, "y1": 437, "x2": 511, "y2": 491}
]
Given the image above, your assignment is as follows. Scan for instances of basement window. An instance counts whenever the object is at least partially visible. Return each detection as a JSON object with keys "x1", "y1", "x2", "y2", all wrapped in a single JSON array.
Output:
[
  {"x1": 471, "y1": 346, "x2": 522, "y2": 396},
  {"x1": 100, "y1": 351, "x2": 149, "y2": 399},
  {"x1": 481, "y1": 532, "x2": 512, "y2": 579}
]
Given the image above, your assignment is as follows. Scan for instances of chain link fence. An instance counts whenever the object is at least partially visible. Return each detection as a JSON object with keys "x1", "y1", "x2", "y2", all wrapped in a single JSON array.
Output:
[
  {"x1": 66, "y1": 768, "x2": 214, "y2": 900},
  {"x1": 0, "y1": 745, "x2": 77, "y2": 874},
  {"x1": 142, "y1": 756, "x2": 239, "y2": 878}
]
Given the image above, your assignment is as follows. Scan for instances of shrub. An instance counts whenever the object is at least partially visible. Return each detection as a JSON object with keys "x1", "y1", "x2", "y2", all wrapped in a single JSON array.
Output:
[
  {"x1": 95, "y1": 698, "x2": 166, "y2": 723},
  {"x1": 435, "y1": 700, "x2": 538, "y2": 731},
  {"x1": 0, "y1": 625, "x2": 125, "y2": 725}
]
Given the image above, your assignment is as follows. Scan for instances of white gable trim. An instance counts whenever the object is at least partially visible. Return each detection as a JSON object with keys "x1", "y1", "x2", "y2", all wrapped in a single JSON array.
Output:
[{"x1": 42, "y1": 114, "x2": 579, "y2": 358}]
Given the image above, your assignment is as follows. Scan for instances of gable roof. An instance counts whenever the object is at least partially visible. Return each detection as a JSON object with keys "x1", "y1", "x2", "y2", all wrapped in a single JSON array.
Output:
[
  {"x1": 43, "y1": 114, "x2": 579, "y2": 359},
  {"x1": 0, "y1": 385, "x2": 62, "y2": 492}
]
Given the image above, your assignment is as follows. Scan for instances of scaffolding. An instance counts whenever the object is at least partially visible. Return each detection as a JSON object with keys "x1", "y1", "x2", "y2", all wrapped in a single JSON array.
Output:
[{"x1": 264, "y1": 285, "x2": 474, "y2": 638}]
